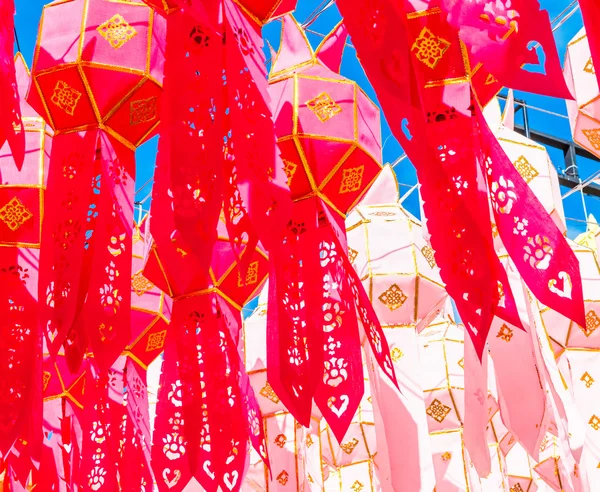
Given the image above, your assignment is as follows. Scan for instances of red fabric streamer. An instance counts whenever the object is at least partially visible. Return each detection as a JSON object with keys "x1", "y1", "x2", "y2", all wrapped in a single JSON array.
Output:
[
  {"x1": 437, "y1": 0, "x2": 572, "y2": 103},
  {"x1": 337, "y1": 0, "x2": 583, "y2": 355},
  {"x1": 579, "y1": 0, "x2": 600, "y2": 90},
  {"x1": 265, "y1": 16, "x2": 399, "y2": 441},
  {"x1": 0, "y1": 0, "x2": 24, "y2": 170}
]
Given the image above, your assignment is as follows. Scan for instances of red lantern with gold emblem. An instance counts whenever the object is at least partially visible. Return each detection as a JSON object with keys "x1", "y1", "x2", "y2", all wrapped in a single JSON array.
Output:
[
  {"x1": 142, "y1": 186, "x2": 269, "y2": 491},
  {"x1": 265, "y1": 16, "x2": 397, "y2": 444},
  {"x1": 27, "y1": 0, "x2": 166, "y2": 371}
]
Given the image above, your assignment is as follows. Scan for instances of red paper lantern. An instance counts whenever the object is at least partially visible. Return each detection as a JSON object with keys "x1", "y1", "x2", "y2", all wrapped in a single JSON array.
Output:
[
  {"x1": 27, "y1": 0, "x2": 166, "y2": 371},
  {"x1": 143, "y1": 214, "x2": 269, "y2": 491},
  {"x1": 264, "y1": 17, "x2": 397, "y2": 443}
]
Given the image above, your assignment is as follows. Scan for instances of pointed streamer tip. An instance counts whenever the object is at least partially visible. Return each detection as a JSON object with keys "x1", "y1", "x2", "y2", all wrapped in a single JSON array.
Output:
[{"x1": 315, "y1": 20, "x2": 348, "y2": 73}]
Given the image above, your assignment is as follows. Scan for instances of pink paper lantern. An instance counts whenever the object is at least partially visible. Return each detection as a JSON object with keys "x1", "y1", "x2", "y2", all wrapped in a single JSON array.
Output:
[
  {"x1": 564, "y1": 28, "x2": 600, "y2": 159},
  {"x1": 346, "y1": 166, "x2": 448, "y2": 331},
  {"x1": 269, "y1": 16, "x2": 382, "y2": 216}
]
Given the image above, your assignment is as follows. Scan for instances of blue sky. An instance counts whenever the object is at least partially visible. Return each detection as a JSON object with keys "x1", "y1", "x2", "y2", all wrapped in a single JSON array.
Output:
[{"x1": 14, "y1": 0, "x2": 599, "y2": 239}]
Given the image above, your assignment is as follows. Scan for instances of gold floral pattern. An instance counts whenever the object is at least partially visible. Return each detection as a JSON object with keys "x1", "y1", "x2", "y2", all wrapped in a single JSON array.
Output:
[
  {"x1": 589, "y1": 414, "x2": 600, "y2": 431},
  {"x1": 411, "y1": 27, "x2": 451, "y2": 69},
  {"x1": 282, "y1": 159, "x2": 298, "y2": 187},
  {"x1": 426, "y1": 398, "x2": 451, "y2": 423},
  {"x1": 276, "y1": 470, "x2": 289, "y2": 485},
  {"x1": 130, "y1": 97, "x2": 157, "y2": 126},
  {"x1": 513, "y1": 155, "x2": 539, "y2": 184},
  {"x1": 391, "y1": 347, "x2": 404, "y2": 363},
  {"x1": 496, "y1": 323, "x2": 513, "y2": 342},
  {"x1": 42, "y1": 371, "x2": 52, "y2": 391},
  {"x1": 0, "y1": 197, "x2": 33, "y2": 231},
  {"x1": 350, "y1": 481, "x2": 364, "y2": 492},
  {"x1": 97, "y1": 14, "x2": 137, "y2": 49},
  {"x1": 339, "y1": 165, "x2": 365, "y2": 194},
  {"x1": 583, "y1": 129, "x2": 600, "y2": 151},
  {"x1": 146, "y1": 330, "x2": 167, "y2": 352},
  {"x1": 583, "y1": 310, "x2": 600, "y2": 337},
  {"x1": 51, "y1": 80, "x2": 82, "y2": 116},
  {"x1": 378, "y1": 284, "x2": 408, "y2": 311},
  {"x1": 306, "y1": 92, "x2": 342, "y2": 123},
  {"x1": 131, "y1": 271, "x2": 154, "y2": 296},
  {"x1": 259, "y1": 381, "x2": 280, "y2": 403},
  {"x1": 238, "y1": 261, "x2": 259, "y2": 287},
  {"x1": 340, "y1": 437, "x2": 359, "y2": 454},
  {"x1": 582, "y1": 372, "x2": 595, "y2": 388},
  {"x1": 421, "y1": 245, "x2": 436, "y2": 268},
  {"x1": 584, "y1": 57, "x2": 595, "y2": 75}
]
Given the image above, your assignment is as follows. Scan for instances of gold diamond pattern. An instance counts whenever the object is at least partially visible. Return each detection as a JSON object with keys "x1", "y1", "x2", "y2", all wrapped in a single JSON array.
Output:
[
  {"x1": 510, "y1": 485, "x2": 524, "y2": 492},
  {"x1": 306, "y1": 92, "x2": 342, "y2": 123},
  {"x1": 441, "y1": 451, "x2": 452, "y2": 461},
  {"x1": 260, "y1": 381, "x2": 280, "y2": 403},
  {"x1": 130, "y1": 97, "x2": 157, "y2": 126},
  {"x1": 583, "y1": 129, "x2": 600, "y2": 151},
  {"x1": 51, "y1": 80, "x2": 82, "y2": 116},
  {"x1": 391, "y1": 347, "x2": 404, "y2": 363},
  {"x1": 426, "y1": 398, "x2": 451, "y2": 423},
  {"x1": 339, "y1": 165, "x2": 365, "y2": 194},
  {"x1": 514, "y1": 155, "x2": 539, "y2": 184},
  {"x1": 145, "y1": 330, "x2": 167, "y2": 352},
  {"x1": 378, "y1": 284, "x2": 408, "y2": 311},
  {"x1": 496, "y1": 323, "x2": 513, "y2": 342},
  {"x1": 306, "y1": 435, "x2": 314, "y2": 447},
  {"x1": 411, "y1": 27, "x2": 451, "y2": 69},
  {"x1": 584, "y1": 57, "x2": 595, "y2": 75},
  {"x1": 590, "y1": 414, "x2": 600, "y2": 431},
  {"x1": 457, "y1": 357, "x2": 464, "y2": 369},
  {"x1": 238, "y1": 261, "x2": 259, "y2": 287},
  {"x1": 131, "y1": 271, "x2": 154, "y2": 296},
  {"x1": 0, "y1": 197, "x2": 33, "y2": 232},
  {"x1": 582, "y1": 371, "x2": 595, "y2": 388},
  {"x1": 583, "y1": 310, "x2": 600, "y2": 337},
  {"x1": 282, "y1": 159, "x2": 298, "y2": 187},
  {"x1": 421, "y1": 245, "x2": 436, "y2": 268},
  {"x1": 97, "y1": 14, "x2": 137, "y2": 49}
]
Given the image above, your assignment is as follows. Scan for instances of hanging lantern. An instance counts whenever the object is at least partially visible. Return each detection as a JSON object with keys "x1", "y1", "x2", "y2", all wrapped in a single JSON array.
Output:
[
  {"x1": 346, "y1": 165, "x2": 447, "y2": 330},
  {"x1": 418, "y1": 321, "x2": 480, "y2": 490},
  {"x1": 28, "y1": 0, "x2": 166, "y2": 371},
  {"x1": 143, "y1": 213, "x2": 269, "y2": 492},
  {"x1": 0, "y1": 53, "x2": 51, "y2": 463},
  {"x1": 565, "y1": 28, "x2": 600, "y2": 159},
  {"x1": 266, "y1": 16, "x2": 397, "y2": 442}
]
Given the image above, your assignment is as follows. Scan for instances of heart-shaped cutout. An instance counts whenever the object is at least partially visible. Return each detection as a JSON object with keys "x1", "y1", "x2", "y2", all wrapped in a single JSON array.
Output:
[
  {"x1": 224, "y1": 471, "x2": 239, "y2": 490},
  {"x1": 328, "y1": 395, "x2": 349, "y2": 417},
  {"x1": 162, "y1": 468, "x2": 181, "y2": 489},
  {"x1": 548, "y1": 271, "x2": 572, "y2": 299}
]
